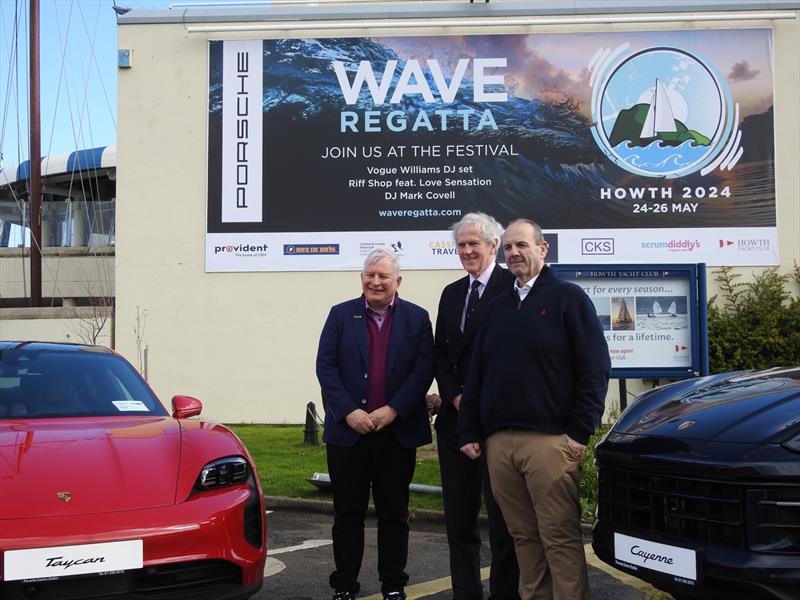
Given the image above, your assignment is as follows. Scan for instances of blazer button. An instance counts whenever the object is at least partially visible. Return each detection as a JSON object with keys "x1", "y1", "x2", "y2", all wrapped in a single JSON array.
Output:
[{"x1": 361, "y1": 399, "x2": 367, "y2": 405}]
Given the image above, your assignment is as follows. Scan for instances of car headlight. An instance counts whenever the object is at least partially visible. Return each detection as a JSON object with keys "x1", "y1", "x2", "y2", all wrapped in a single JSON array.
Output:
[{"x1": 195, "y1": 456, "x2": 250, "y2": 491}]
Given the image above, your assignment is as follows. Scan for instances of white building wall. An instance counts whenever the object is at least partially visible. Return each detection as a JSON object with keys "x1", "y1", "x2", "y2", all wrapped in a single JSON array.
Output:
[
  {"x1": 116, "y1": 11, "x2": 800, "y2": 423},
  {"x1": 0, "y1": 308, "x2": 113, "y2": 347}
]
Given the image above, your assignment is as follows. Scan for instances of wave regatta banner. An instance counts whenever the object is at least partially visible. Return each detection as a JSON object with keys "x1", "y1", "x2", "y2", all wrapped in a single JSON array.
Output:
[{"x1": 206, "y1": 29, "x2": 777, "y2": 272}]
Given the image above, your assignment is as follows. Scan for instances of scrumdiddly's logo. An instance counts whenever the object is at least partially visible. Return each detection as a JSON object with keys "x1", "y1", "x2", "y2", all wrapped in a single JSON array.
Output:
[{"x1": 590, "y1": 45, "x2": 741, "y2": 179}]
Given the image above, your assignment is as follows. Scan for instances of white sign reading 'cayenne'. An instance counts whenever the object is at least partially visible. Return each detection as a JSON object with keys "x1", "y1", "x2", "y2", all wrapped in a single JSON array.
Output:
[
  {"x1": 614, "y1": 533, "x2": 696, "y2": 581},
  {"x1": 4, "y1": 540, "x2": 143, "y2": 581},
  {"x1": 222, "y1": 40, "x2": 263, "y2": 223}
]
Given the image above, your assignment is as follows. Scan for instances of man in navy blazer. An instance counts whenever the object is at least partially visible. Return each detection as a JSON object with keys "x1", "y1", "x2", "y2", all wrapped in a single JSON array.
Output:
[{"x1": 317, "y1": 248, "x2": 434, "y2": 600}]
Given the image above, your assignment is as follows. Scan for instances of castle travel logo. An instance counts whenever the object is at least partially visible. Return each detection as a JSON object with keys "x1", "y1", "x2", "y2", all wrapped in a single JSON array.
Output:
[{"x1": 590, "y1": 45, "x2": 741, "y2": 179}]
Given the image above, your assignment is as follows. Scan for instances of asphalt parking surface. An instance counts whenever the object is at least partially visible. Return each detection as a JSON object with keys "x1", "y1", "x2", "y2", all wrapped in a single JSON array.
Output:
[{"x1": 254, "y1": 505, "x2": 670, "y2": 600}]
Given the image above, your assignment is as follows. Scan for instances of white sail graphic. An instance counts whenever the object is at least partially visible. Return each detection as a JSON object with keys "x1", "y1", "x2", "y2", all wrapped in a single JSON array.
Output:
[
  {"x1": 667, "y1": 301, "x2": 677, "y2": 315},
  {"x1": 651, "y1": 300, "x2": 662, "y2": 314},
  {"x1": 640, "y1": 79, "x2": 678, "y2": 139}
]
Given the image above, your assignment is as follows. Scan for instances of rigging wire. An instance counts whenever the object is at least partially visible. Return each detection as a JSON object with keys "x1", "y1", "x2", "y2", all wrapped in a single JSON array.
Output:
[
  {"x1": 0, "y1": 0, "x2": 115, "y2": 311},
  {"x1": 0, "y1": 0, "x2": 21, "y2": 168}
]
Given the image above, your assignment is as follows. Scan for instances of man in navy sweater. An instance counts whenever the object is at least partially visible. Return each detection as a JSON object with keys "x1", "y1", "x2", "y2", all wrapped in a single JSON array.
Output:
[{"x1": 458, "y1": 219, "x2": 610, "y2": 600}]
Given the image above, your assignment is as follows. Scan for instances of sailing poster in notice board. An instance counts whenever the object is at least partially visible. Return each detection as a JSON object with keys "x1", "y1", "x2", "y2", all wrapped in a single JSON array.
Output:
[
  {"x1": 550, "y1": 264, "x2": 708, "y2": 379},
  {"x1": 206, "y1": 29, "x2": 776, "y2": 272}
]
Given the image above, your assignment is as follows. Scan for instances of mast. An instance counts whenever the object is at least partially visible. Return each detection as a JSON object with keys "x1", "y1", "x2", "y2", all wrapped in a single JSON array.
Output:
[{"x1": 29, "y1": 0, "x2": 42, "y2": 306}]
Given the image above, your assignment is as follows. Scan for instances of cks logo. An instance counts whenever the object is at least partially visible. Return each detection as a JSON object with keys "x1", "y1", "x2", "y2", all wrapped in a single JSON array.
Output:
[
  {"x1": 719, "y1": 239, "x2": 734, "y2": 248},
  {"x1": 582, "y1": 238, "x2": 614, "y2": 255},
  {"x1": 675, "y1": 345, "x2": 688, "y2": 352}
]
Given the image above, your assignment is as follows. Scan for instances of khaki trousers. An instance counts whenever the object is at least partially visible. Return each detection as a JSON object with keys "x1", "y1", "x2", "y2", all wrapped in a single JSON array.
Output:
[{"x1": 485, "y1": 431, "x2": 588, "y2": 600}]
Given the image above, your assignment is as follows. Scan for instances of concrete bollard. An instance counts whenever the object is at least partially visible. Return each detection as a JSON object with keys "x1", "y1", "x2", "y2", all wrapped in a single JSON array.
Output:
[{"x1": 304, "y1": 401, "x2": 320, "y2": 446}]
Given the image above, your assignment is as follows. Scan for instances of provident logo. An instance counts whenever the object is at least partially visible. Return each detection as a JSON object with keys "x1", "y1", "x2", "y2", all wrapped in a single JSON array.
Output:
[
  {"x1": 581, "y1": 238, "x2": 615, "y2": 256},
  {"x1": 214, "y1": 243, "x2": 269, "y2": 256},
  {"x1": 283, "y1": 244, "x2": 340, "y2": 255}
]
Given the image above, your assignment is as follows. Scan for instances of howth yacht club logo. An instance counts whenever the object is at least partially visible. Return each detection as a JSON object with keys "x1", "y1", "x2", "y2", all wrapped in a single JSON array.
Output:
[{"x1": 590, "y1": 45, "x2": 741, "y2": 179}]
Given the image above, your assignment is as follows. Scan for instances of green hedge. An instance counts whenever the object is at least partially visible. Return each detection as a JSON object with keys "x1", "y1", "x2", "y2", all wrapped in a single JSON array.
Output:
[{"x1": 708, "y1": 264, "x2": 800, "y2": 373}]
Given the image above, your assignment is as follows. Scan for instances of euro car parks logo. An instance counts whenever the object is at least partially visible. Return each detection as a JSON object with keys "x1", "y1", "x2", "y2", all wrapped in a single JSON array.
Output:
[
  {"x1": 590, "y1": 45, "x2": 741, "y2": 178},
  {"x1": 283, "y1": 244, "x2": 340, "y2": 255},
  {"x1": 581, "y1": 238, "x2": 615, "y2": 256}
]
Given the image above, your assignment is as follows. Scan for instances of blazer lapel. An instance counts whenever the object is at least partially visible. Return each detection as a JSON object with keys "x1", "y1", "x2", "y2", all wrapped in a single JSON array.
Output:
[
  {"x1": 351, "y1": 299, "x2": 369, "y2": 367},
  {"x1": 387, "y1": 299, "x2": 406, "y2": 375},
  {"x1": 461, "y1": 265, "x2": 503, "y2": 341},
  {"x1": 452, "y1": 276, "x2": 469, "y2": 337}
]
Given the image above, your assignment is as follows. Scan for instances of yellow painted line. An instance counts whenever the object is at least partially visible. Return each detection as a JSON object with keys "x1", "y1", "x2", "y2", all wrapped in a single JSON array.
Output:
[
  {"x1": 583, "y1": 543, "x2": 673, "y2": 600},
  {"x1": 360, "y1": 567, "x2": 490, "y2": 600},
  {"x1": 363, "y1": 547, "x2": 671, "y2": 600}
]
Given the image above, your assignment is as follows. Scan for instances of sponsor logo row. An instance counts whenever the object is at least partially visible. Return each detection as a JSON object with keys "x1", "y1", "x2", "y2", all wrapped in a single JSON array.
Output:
[
  {"x1": 213, "y1": 234, "x2": 771, "y2": 259},
  {"x1": 581, "y1": 237, "x2": 772, "y2": 255}
]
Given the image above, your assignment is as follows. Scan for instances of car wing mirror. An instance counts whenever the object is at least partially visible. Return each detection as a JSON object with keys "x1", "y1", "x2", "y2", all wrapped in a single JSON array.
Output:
[{"x1": 171, "y1": 395, "x2": 203, "y2": 419}]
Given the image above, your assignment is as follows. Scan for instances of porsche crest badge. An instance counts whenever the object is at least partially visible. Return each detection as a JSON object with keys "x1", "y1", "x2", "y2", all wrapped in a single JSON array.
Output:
[{"x1": 56, "y1": 492, "x2": 72, "y2": 503}]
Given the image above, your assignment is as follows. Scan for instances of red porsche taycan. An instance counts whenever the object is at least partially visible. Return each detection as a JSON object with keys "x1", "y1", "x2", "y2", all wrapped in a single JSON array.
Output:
[{"x1": 0, "y1": 341, "x2": 266, "y2": 600}]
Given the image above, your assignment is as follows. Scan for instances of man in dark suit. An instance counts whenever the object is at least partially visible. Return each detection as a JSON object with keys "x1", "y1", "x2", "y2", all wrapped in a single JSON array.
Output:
[
  {"x1": 433, "y1": 213, "x2": 520, "y2": 600},
  {"x1": 317, "y1": 248, "x2": 434, "y2": 600}
]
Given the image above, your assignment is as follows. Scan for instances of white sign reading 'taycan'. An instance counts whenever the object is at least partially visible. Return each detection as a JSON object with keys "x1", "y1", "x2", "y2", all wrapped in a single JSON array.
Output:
[{"x1": 4, "y1": 539, "x2": 144, "y2": 581}]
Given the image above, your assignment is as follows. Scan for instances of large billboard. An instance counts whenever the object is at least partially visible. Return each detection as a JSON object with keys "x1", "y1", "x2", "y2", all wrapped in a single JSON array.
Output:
[{"x1": 206, "y1": 29, "x2": 777, "y2": 272}]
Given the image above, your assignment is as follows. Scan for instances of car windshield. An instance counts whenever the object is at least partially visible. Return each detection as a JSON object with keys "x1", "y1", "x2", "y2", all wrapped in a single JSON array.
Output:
[{"x1": 0, "y1": 349, "x2": 167, "y2": 419}]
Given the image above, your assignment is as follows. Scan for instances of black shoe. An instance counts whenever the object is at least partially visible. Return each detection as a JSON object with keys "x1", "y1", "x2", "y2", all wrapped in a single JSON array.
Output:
[
  {"x1": 383, "y1": 592, "x2": 406, "y2": 600},
  {"x1": 332, "y1": 592, "x2": 356, "y2": 600}
]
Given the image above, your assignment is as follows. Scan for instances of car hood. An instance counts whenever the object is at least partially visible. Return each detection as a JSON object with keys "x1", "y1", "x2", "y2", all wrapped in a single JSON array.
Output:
[
  {"x1": 0, "y1": 417, "x2": 182, "y2": 519},
  {"x1": 614, "y1": 368, "x2": 800, "y2": 443}
]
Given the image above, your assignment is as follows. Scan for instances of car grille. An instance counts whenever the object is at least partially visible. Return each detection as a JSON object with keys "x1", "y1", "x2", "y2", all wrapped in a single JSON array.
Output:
[
  {"x1": 748, "y1": 485, "x2": 800, "y2": 553},
  {"x1": 598, "y1": 466, "x2": 746, "y2": 548},
  {"x1": 1, "y1": 559, "x2": 242, "y2": 600}
]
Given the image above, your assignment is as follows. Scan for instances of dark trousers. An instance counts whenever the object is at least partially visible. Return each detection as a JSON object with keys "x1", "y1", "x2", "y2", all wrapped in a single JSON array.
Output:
[
  {"x1": 327, "y1": 430, "x2": 417, "y2": 594},
  {"x1": 437, "y1": 410, "x2": 521, "y2": 600}
]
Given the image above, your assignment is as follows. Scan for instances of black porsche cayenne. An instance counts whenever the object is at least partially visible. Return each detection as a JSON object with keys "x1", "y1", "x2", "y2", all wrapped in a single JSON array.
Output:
[{"x1": 592, "y1": 367, "x2": 800, "y2": 600}]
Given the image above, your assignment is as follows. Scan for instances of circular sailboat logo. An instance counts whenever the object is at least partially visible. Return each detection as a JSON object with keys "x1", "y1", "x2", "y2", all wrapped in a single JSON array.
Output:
[{"x1": 591, "y1": 46, "x2": 735, "y2": 179}]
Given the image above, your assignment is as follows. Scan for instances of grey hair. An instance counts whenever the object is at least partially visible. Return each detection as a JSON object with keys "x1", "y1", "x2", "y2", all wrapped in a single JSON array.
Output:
[
  {"x1": 450, "y1": 212, "x2": 503, "y2": 245},
  {"x1": 363, "y1": 248, "x2": 401, "y2": 275},
  {"x1": 505, "y1": 218, "x2": 545, "y2": 244}
]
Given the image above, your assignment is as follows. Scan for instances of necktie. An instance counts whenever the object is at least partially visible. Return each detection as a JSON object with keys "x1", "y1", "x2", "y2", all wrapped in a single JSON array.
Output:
[{"x1": 463, "y1": 280, "x2": 481, "y2": 330}]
